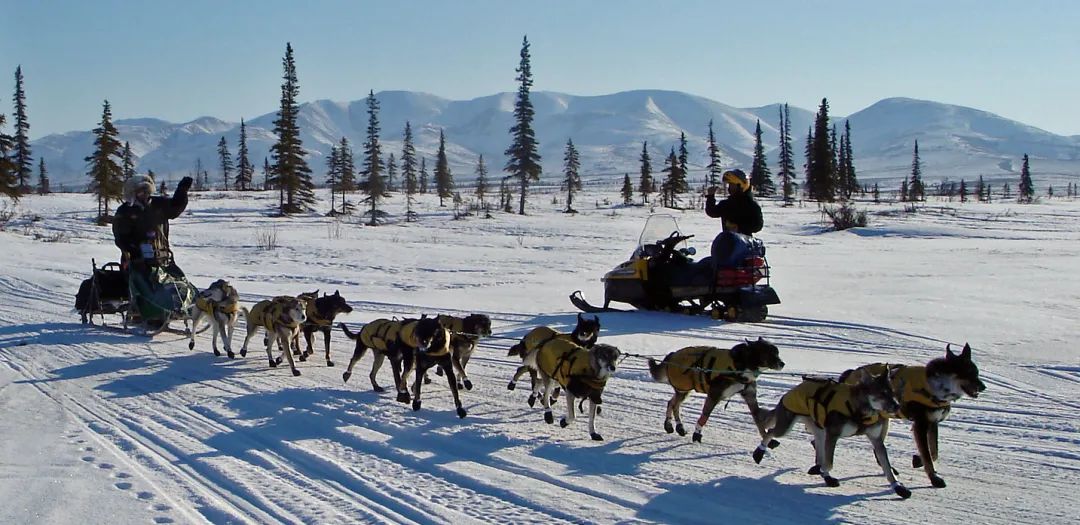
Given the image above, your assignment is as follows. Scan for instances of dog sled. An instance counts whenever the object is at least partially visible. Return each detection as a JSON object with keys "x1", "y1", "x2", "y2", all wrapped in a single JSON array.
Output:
[
  {"x1": 75, "y1": 259, "x2": 131, "y2": 326},
  {"x1": 571, "y1": 214, "x2": 780, "y2": 322}
]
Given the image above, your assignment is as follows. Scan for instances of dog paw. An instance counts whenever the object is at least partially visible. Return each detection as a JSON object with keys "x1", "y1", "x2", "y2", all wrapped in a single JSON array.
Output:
[
  {"x1": 767, "y1": 439, "x2": 780, "y2": 449},
  {"x1": 527, "y1": 395, "x2": 537, "y2": 408},
  {"x1": 412, "y1": 400, "x2": 421, "y2": 412},
  {"x1": 227, "y1": 352, "x2": 235, "y2": 359},
  {"x1": 912, "y1": 454, "x2": 923, "y2": 468},
  {"x1": 663, "y1": 421, "x2": 674, "y2": 434},
  {"x1": 269, "y1": 360, "x2": 278, "y2": 368},
  {"x1": 342, "y1": 372, "x2": 352, "y2": 382},
  {"x1": 591, "y1": 433, "x2": 604, "y2": 441},
  {"x1": 456, "y1": 407, "x2": 467, "y2": 418},
  {"x1": 507, "y1": 382, "x2": 516, "y2": 391},
  {"x1": 894, "y1": 483, "x2": 912, "y2": 499},
  {"x1": 396, "y1": 392, "x2": 410, "y2": 403},
  {"x1": 692, "y1": 431, "x2": 702, "y2": 443},
  {"x1": 326, "y1": 361, "x2": 334, "y2": 367},
  {"x1": 213, "y1": 350, "x2": 221, "y2": 357},
  {"x1": 676, "y1": 424, "x2": 687, "y2": 437},
  {"x1": 930, "y1": 475, "x2": 946, "y2": 488},
  {"x1": 752, "y1": 447, "x2": 766, "y2": 464},
  {"x1": 823, "y1": 476, "x2": 840, "y2": 488},
  {"x1": 544, "y1": 412, "x2": 554, "y2": 424},
  {"x1": 463, "y1": 380, "x2": 473, "y2": 391},
  {"x1": 808, "y1": 465, "x2": 821, "y2": 475},
  {"x1": 373, "y1": 385, "x2": 386, "y2": 393},
  {"x1": 274, "y1": 357, "x2": 283, "y2": 366},
  {"x1": 291, "y1": 369, "x2": 301, "y2": 377},
  {"x1": 240, "y1": 350, "x2": 247, "y2": 358},
  {"x1": 560, "y1": 418, "x2": 569, "y2": 428},
  {"x1": 188, "y1": 341, "x2": 195, "y2": 350}
]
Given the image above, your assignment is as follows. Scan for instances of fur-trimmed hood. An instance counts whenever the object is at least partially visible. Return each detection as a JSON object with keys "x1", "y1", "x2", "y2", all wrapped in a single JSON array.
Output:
[{"x1": 123, "y1": 174, "x2": 155, "y2": 204}]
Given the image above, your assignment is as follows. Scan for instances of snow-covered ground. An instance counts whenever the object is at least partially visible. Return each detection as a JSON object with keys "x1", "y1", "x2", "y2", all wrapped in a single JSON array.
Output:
[{"x1": 1, "y1": 189, "x2": 1077, "y2": 524}]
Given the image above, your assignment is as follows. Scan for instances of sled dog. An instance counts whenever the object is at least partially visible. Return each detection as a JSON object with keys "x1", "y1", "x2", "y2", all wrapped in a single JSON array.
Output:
[
  {"x1": 507, "y1": 313, "x2": 601, "y2": 402},
  {"x1": 399, "y1": 317, "x2": 466, "y2": 418},
  {"x1": 240, "y1": 296, "x2": 308, "y2": 376},
  {"x1": 839, "y1": 343, "x2": 986, "y2": 488},
  {"x1": 648, "y1": 337, "x2": 784, "y2": 443},
  {"x1": 522, "y1": 339, "x2": 621, "y2": 441},
  {"x1": 187, "y1": 279, "x2": 241, "y2": 358},
  {"x1": 297, "y1": 290, "x2": 354, "y2": 366},
  {"x1": 428, "y1": 313, "x2": 493, "y2": 391},
  {"x1": 752, "y1": 373, "x2": 910, "y2": 498},
  {"x1": 340, "y1": 317, "x2": 445, "y2": 403}
]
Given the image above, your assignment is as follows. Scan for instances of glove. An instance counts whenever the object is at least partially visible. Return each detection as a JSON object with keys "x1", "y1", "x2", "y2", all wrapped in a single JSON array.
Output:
[{"x1": 177, "y1": 176, "x2": 193, "y2": 192}]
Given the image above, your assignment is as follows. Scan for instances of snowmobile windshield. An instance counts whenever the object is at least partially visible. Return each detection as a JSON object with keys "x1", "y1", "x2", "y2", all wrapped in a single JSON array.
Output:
[{"x1": 635, "y1": 214, "x2": 689, "y2": 258}]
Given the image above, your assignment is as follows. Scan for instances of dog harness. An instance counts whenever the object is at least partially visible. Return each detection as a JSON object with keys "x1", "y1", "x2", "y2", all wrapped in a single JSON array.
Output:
[
  {"x1": 662, "y1": 346, "x2": 752, "y2": 393},
  {"x1": 782, "y1": 379, "x2": 881, "y2": 428},
  {"x1": 304, "y1": 300, "x2": 332, "y2": 327},
  {"x1": 359, "y1": 319, "x2": 402, "y2": 352},
  {"x1": 195, "y1": 285, "x2": 239, "y2": 316},
  {"x1": 535, "y1": 338, "x2": 608, "y2": 401},
  {"x1": 401, "y1": 320, "x2": 450, "y2": 357},
  {"x1": 437, "y1": 315, "x2": 465, "y2": 333},
  {"x1": 845, "y1": 363, "x2": 950, "y2": 412}
]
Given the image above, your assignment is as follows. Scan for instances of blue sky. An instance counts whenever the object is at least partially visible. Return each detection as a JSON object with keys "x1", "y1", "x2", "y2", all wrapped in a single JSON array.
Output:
[{"x1": 3, "y1": 0, "x2": 1078, "y2": 139}]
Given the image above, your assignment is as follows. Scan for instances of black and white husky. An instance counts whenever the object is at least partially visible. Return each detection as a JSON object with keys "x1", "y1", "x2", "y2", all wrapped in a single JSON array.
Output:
[{"x1": 187, "y1": 279, "x2": 241, "y2": 358}]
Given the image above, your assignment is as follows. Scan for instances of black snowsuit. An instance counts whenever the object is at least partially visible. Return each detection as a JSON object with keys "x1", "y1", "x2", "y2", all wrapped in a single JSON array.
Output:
[
  {"x1": 704, "y1": 191, "x2": 763, "y2": 264},
  {"x1": 113, "y1": 178, "x2": 191, "y2": 273}
]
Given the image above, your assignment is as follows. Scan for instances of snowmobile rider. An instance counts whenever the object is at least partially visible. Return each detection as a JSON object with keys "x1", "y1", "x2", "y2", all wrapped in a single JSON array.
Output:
[
  {"x1": 113, "y1": 173, "x2": 193, "y2": 277},
  {"x1": 705, "y1": 169, "x2": 762, "y2": 262}
]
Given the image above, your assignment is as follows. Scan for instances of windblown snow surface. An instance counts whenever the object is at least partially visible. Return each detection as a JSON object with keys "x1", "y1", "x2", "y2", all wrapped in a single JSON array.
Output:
[{"x1": 0, "y1": 189, "x2": 1077, "y2": 524}]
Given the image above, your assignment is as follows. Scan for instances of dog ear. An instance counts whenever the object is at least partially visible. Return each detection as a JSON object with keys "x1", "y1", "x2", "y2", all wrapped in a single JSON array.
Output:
[
  {"x1": 592, "y1": 315, "x2": 600, "y2": 323},
  {"x1": 945, "y1": 343, "x2": 956, "y2": 359},
  {"x1": 578, "y1": 312, "x2": 584, "y2": 323},
  {"x1": 961, "y1": 343, "x2": 972, "y2": 360}
]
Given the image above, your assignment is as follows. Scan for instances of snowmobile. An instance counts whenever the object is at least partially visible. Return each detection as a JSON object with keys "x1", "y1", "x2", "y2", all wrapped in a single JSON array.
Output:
[{"x1": 571, "y1": 214, "x2": 779, "y2": 322}]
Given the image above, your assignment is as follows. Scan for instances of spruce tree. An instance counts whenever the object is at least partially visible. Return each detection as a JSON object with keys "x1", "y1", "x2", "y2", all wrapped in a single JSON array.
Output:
[
  {"x1": 235, "y1": 118, "x2": 254, "y2": 191},
  {"x1": 475, "y1": 154, "x2": 489, "y2": 210},
  {"x1": 360, "y1": 90, "x2": 387, "y2": 224},
  {"x1": 705, "y1": 120, "x2": 723, "y2": 188},
  {"x1": 121, "y1": 141, "x2": 136, "y2": 182},
  {"x1": 503, "y1": 35, "x2": 542, "y2": 215},
  {"x1": 0, "y1": 115, "x2": 18, "y2": 201},
  {"x1": 840, "y1": 120, "x2": 858, "y2": 199},
  {"x1": 562, "y1": 138, "x2": 580, "y2": 212},
  {"x1": 13, "y1": 66, "x2": 32, "y2": 194},
  {"x1": 777, "y1": 104, "x2": 797, "y2": 205},
  {"x1": 325, "y1": 143, "x2": 340, "y2": 212},
  {"x1": 620, "y1": 173, "x2": 634, "y2": 205},
  {"x1": 217, "y1": 136, "x2": 233, "y2": 190},
  {"x1": 677, "y1": 131, "x2": 689, "y2": 184},
  {"x1": 419, "y1": 157, "x2": 429, "y2": 194},
  {"x1": 660, "y1": 147, "x2": 685, "y2": 208},
  {"x1": 262, "y1": 157, "x2": 273, "y2": 191},
  {"x1": 638, "y1": 141, "x2": 653, "y2": 204},
  {"x1": 401, "y1": 121, "x2": 418, "y2": 195},
  {"x1": 959, "y1": 179, "x2": 968, "y2": 202},
  {"x1": 872, "y1": 182, "x2": 879, "y2": 203},
  {"x1": 749, "y1": 119, "x2": 775, "y2": 197},
  {"x1": 435, "y1": 129, "x2": 454, "y2": 206},
  {"x1": 900, "y1": 178, "x2": 909, "y2": 202},
  {"x1": 385, "y1": 153, "x2": 397, "y2": 193},
  {"x1": 337, "y1": 138, "x2": 356, "y2": 214},
  {"x1": 975, "y1": 175, "x2": 985, "y2": 202},
  {"x1": 270, "y1": 42, "x2": 315, "y2": 214},
  {"x1": 803, "y1": 126, "x2": 814, "y2": 198},
  {"x1": 37, "y1": 157, "x2": 49, "y2": 195},
  {"x1": 807, "y1": 98, "x2": 836, "y2": 201},
  {"x1": 1019, "y1": 153, "x2": 1034, "y2": 203},
  {"x1": 85, "y1": 100, "x2": 124, "y2": 221},
  {"x1": 909, "y1": 140, "x2": 924, "y2": 201}
]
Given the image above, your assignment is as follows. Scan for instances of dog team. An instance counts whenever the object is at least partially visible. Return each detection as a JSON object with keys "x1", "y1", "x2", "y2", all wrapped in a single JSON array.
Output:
[{"x1": 186, "y1": 280, "x2": 985, "y2": 500}]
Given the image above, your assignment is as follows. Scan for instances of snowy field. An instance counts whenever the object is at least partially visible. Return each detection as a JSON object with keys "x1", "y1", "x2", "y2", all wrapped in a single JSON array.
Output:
[{"x1": 0, "y1": 188, "x2": 1077, "y2": 524}]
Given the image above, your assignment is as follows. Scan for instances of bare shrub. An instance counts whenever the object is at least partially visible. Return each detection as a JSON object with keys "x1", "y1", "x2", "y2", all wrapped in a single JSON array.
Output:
[
  {"x1": 255, "y1": 226, "x2": 279, "y2": 250},
  {"x1": 823, "y1": 203, "x2": 868, "y2": 231}
]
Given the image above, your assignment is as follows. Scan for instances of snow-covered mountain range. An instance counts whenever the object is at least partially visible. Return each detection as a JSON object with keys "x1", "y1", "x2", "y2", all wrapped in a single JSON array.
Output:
[{"x1": 30, "y1": 90, "x2": 1080, "y2": 191}]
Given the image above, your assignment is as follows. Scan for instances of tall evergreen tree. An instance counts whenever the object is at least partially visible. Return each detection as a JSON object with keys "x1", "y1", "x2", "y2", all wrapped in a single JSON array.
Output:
[
  {"x1": 262, "y1": 157, "x2": 273, "y2": 191},
  {"x1": 121, "y1": 141, "x2": 136, "y2": 181},
  {"x1": 217, "y1": 136, "x2": 233, "y2": 190},
  {"x1": 562, "y1": 138, "x2": 580, "y2": 212},
  {"x1": 803, "y1": 126, "x2": 814, "y2": 198},
  {"x1": 401, "y1": 121, "x2": 418, "y2": 195},
  {"x1": 85, "y1": 100, "x2": 124, "y2": 220},
  {"x1": 660, "y1": 146, "x2": 687, "y2": 208},
  {"x1": 959, "y1": 178, "x2": 968, "y2": 202},
  {"x1": 777, "y1": 104, "x2": 797, "y2": 205},
  {"x1": 503, "y1": 35, "x2": 542, "y2": 215},
  {"x1": 475, "y1": 154, "x2": 489, "y2": 210},
  {"x1": 620, "y1": 173, "x2": 634, "y2": 205},
  {"x1": 838, "y1": 120, "x2": 858, "y2": 199},
  {"x1": 385, "y1": 153, "x2": 397, "y2": 193},
  {"x1": 900, "y1": 178, "x2": 909, "y2": 202},
  {"x1": 0, "y1": 115, "x2": 18, "y2": 201},
  {"x1": 975, "y1": 175, "x2": 985, "y2": 202},
  {"x1": 419, "y1": 157, "x2": 429, "y2": 194},
  {"x1": 705, "y1": 119, "x2": 723, "y2": 188},
  {"x1": 235, "y1": 118, "x2": 254, "y2": 191},
  {"x1": 12, "y1": 66, "x2": 32, "y2": 194},
  {"x1": 1019, "y1": 153, "x2": 1035, "y2": 203},
  {"x1": 435, "y1": 129, "x2": 454, "y2": 206},
  {"x1": 37, "y1": 157, "x2": 49, "y2": 195},
  {"x1": 677, "y1": 131, "x2": 689, "y2": 184},
  {"x1": 749, "y1": 119, "x2": 775, "y2": 197},
  {"x1": 270, "y1": 42, "x2": 315, "y2": 213},
  {"x1": 337, "y1": 137, "x2": 357, "y2": 214},
  {"x1": 806, "y1": 98, "x2": 836, "y2": 201},
  {"x1": 638, "y1": 141, "x2": 653, "y2": 204},
  {"x1": 872, "y1": 182, "x2": 879, "y2": 203},
  {"x1": 360, "y1": 90, "x2": 387, "y2": 224},
  {"x1": 909, "y1": 140, "x2": 925, "y2": 201},
  {"x1": 325, "y1": 143, "x2": 340, "y2": 212}
]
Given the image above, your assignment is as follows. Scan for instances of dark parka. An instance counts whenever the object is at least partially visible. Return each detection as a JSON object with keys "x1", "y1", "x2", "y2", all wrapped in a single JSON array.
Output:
[
  {"x1": 113, "y1": 175, "x2": 191, "y2": 267},
  {"x1": 705, "y1": 191, "x2": 763, "y2": 235}
]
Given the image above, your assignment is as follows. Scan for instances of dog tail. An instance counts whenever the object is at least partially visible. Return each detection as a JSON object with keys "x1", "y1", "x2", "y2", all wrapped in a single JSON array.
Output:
[
  {"x1": 647, "y1": 354, "x2": 672, "y2": 384},
  {"x1": 239, "y1": 305, "x2": 250, "y2": 328},
  {"x1": 339, "y1": 322, "x2": 360, "y2": 340},
  {"x1": 507, "y1": 341, "x2": 524, "y2": 357}
]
